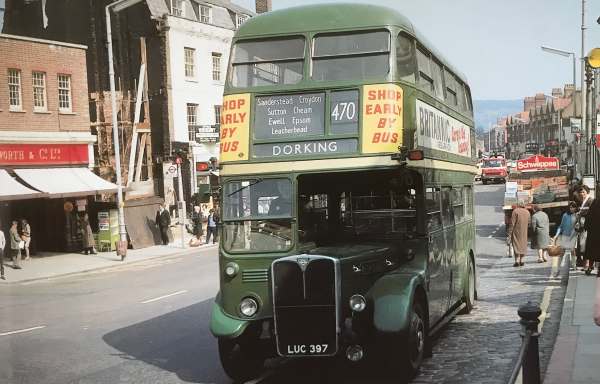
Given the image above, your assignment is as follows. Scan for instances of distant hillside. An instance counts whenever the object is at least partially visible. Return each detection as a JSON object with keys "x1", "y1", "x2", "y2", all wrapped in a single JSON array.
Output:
[{"x1": 474, "y1": 99, "x2": 522, "y2": 133}]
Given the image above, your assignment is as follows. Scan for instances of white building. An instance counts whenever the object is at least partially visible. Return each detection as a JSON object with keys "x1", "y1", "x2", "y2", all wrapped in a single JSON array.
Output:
[{"x1": 163, "y1": 0, "x2": 253, "y2": 198}]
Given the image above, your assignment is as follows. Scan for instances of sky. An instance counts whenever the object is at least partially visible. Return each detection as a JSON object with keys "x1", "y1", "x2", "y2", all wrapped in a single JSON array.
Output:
[{"x1": 233, "y1": 0, "x2": 600, "y2": 101}]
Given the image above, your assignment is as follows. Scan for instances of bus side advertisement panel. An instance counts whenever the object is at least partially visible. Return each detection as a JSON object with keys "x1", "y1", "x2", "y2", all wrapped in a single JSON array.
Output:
[
  {"x1": 416, "y1": 100, "x2": 471, "y2": 158},
  {"x1": 361, "y1": 84, "x2": 404, "y2": 154},
  {"x1": 220, "y1": 93, "x2": 251, "y2": 162}
]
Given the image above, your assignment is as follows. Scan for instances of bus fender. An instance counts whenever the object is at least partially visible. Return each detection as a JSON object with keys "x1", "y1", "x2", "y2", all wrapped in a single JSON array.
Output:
[
  {"x1": 366, "y1": 272, "x2": 425, "y2": 334},
  {"x1": 209, "y1": 294, "x2": 250, "y2": 339}
]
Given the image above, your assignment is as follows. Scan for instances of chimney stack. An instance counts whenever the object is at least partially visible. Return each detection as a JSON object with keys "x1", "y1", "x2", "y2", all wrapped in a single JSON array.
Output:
[{"x1": 255, "y1": 0, "x2": 272, "y2": 14}]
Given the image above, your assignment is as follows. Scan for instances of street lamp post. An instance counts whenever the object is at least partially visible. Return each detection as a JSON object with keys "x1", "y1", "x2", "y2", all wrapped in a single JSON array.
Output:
[
  {"x1": 105, "y1": 0, "x2": 145, "y2": 259},
  {"x1": 540, "y1": 45, "x2": 576, "y2": 87}
]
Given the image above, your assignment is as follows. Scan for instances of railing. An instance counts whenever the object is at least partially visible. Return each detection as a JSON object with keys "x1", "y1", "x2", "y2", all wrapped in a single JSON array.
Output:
[{"x1": 507, "y1": 302, "x2": 542, "y2": 384}]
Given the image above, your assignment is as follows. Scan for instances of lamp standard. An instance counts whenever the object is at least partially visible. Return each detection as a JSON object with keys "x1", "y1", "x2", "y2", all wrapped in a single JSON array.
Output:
[
  {"x1": 105, "y1": 0, "x2": 145, "y2": 259},
  {"x1": 540, "y1": 46, "x2": 576, "y2": 87}
]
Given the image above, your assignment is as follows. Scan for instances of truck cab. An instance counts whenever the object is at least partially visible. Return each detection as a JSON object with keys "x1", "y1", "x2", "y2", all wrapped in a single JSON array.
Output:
[{"x1": 481, "y1": 157, "x2": 507, "y2": 184}]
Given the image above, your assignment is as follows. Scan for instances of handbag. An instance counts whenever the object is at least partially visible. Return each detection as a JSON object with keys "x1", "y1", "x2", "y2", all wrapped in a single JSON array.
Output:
[
  {"x1": 547, "y1": 239, "x2": 564, "y2": 257},
  {"x1": 18, "y1": 240, "x2": 25, "y2": 250}
]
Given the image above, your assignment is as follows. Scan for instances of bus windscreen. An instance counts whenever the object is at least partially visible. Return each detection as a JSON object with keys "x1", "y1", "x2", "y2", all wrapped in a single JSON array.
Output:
[
  {"x1": 312, "y1": 30, "x2": 390, "y2": 81},
  {"x1": 231, "y1": 37, "x2": 305, "y2": 87}
]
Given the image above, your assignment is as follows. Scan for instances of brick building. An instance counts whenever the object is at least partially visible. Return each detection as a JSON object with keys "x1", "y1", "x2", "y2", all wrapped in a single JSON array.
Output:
[{"x1": 0, "y1": 34, "x2": 117, "y2": 253}]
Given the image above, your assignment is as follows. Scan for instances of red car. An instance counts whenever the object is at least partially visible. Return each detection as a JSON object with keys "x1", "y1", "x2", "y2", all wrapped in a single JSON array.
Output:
[{"x1": 481, "y1": 157, "x2": 507, "y2": 184}]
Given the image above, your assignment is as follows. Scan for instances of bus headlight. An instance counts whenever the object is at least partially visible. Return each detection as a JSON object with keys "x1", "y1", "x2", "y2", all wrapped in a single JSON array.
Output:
[
  {"x1": 349, "y1": 294, "x2": 366, "y2": 312},
  {"x1": 240, "y1": 297, "x2": 259, "y2": 317},
  {"x1": 224, "y1": 262, "x2": 239, "y2": 278}
]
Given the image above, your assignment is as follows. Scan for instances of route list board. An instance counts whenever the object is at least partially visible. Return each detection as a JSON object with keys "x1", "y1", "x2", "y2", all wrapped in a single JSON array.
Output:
[{"x1": 254, "y1": 93, "x2": 326, "y2": 140}]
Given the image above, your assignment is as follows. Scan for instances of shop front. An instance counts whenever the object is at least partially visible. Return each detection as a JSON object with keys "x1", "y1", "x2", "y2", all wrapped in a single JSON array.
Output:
[{"x1": 0, "y1": 142, "x2": 118, "y2": 254}]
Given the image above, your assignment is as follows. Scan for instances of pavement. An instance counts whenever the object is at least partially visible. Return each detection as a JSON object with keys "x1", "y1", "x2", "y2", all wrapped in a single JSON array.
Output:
[
  {"x1": 0, "y1": 233, "x2": 219, "y2": 284},
  {"x1": 545, "y1": 267, "x2": 600, "y2": 384}
]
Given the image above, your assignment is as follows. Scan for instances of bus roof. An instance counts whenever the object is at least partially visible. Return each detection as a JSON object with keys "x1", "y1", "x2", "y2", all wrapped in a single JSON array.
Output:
[{"x1": 236, "y1": 3, "x2": 469, "y2": 84}]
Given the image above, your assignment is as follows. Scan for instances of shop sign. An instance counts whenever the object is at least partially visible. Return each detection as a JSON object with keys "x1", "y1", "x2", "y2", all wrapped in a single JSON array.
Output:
[
  {"x1": 253, "y1": 139, "x2": 358, "y2": 158},
  {"x1": 416, "y1": 100, "x2": 471, "y2": 158},
  {"x1": 194, "y1": 125, "x2": 220, "y2": 143},
  {"x1": 254, "y1": 93, "x2": 325, "y2": 140},
  {"x1": 0, "y1": 143, "x2": 89, "y2": 166},
  {"x1": 570, "y1": 118, "x2": 582, "y2": 133},
  {"x1": 516, "y1": 155, "x2": 559, "y2": 171},
  {"x1": 220, "y1": 94, "x2": 250, "y2": 162},
  {"x1": 362, "y1": 84, "x2": 403, "y2": 154}
]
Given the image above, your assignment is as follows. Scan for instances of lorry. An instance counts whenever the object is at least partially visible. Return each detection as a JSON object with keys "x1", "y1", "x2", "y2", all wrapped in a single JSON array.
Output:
[
  {"x1": 502, "y1": 155, "x2": 570, "y2": 226},
  {"x1": 481, "y1": 156, "x2": 507, "y2": 184}
]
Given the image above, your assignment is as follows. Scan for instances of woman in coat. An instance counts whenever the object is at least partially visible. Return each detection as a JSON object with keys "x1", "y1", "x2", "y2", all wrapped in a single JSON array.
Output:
[
  {"x1": 81, "y1": 213, "x2": 96, "y2": 255},
  {"x1": 531, "y1": 205, "x2": 551, "y2": 263},
  {"x1": 584, "y1": 196, "x2": 600, "y2": 275},
  {"x1": 508, "y1": 201, "x2": 530, "y2": 267}
]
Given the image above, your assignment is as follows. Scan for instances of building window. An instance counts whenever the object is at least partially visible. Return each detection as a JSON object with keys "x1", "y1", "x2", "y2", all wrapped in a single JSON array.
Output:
[
  {"x1": 171, "y1": 0, "x2": 184, "y2": 17},
  {"x1": 184, "y1": 47, "x2": 195, "y2": 78},
  {"x1": 236, "y1": 14, "x2": 248, "y2": 28},
  {"x1": 212, "y1": 53, "x2": 222, "y2": 81},
  {"x1": 187, "y1": 103, "x2": 198, "y2": 142},
  {"x1": 8, "y1": 69, "x2": 22, "y2": 110},
  {"x1": 32, "y1": 71, "x2": 47, "y2": 111},
  {"x1": 200, "y1": 5, "x2": 211, "y2": 23},
  {"x1": 214, "y1": 105, "x2": 222, "y2": 125},
  {"x1": 58, "y1": 74, "x2": 72, "y2": 112}
]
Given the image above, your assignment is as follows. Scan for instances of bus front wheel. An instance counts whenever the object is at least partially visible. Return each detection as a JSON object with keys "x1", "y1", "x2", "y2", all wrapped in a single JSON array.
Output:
[
  {"x1": 460, "y1": 257, "x2": 476, "y2": 314},
  {"x1": 400, "y1": 301, "x2": 426, "y2": 379},
  {"x1": 218, "y1": 336, "x2": 264, "y2": 381}
]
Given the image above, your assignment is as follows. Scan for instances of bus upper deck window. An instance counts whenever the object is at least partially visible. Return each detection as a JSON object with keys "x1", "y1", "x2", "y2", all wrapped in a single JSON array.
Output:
[
  {"x1": 396, "y1": 33, "x2": 416, "y2": 83},
  {"x1": 230, "y1": 37, "x2": 305, "y2": 87},
  {"x1": 312, "y1": 30, "x2": 390, "y2": 81}
]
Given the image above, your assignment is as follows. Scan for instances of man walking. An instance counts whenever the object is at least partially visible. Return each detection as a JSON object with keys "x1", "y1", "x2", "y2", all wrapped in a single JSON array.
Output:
[
  {"x1": 156, "y1": 204, "x2": 171, "y2": 245},
  {"x1": 206, "y1": 208, "x2": 219, "y2": 244},
  {"x1": 508, "y1": 201, "x2": 530, "y2": 267},
  {"x1": 9, "y1": 220, "x2": 22, "y2": 269},
  {"x1": 0, "y1": 225, "x2": 5, "y2": 279}
]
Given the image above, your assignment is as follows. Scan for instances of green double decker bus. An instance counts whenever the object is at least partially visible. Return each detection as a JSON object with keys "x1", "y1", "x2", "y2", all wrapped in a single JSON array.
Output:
[{"x1": 210, "y1": 3, "x2": 478, "y2": 381}]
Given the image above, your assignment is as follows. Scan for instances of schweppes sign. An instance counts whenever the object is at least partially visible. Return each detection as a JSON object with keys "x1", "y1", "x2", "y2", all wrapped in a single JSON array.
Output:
[{"x1": 361, "y1": 84, "x2": 403, "y2": 154}]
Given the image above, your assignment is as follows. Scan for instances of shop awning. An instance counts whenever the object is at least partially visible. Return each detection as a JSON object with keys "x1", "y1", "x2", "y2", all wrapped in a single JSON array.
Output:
[
  {"x1": 14, "y1": 168, "x2": 118, "y2": 198},
  {"x1": 0, "y1": 169, "x2": 45, "y2": 201}
]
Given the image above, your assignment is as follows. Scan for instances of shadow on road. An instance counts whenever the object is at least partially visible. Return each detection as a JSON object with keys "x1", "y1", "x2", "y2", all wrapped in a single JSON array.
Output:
[{"x1": 103, "y1": 298, "x2": 229, "y2": 384}]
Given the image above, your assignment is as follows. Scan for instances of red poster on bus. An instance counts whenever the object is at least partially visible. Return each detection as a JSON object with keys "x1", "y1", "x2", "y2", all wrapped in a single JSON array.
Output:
[{"x1": 516, "y1": 155, "x2": 559, "y2": 172}]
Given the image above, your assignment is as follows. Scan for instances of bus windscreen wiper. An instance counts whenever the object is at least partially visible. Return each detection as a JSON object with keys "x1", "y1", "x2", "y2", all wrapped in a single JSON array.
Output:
[{"x1": 227, "y1": 178, "x2": 264, "y2": 197}]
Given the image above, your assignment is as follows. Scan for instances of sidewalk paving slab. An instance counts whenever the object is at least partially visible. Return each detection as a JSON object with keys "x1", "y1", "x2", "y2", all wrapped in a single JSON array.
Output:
[
  {"x1": 0, "y1": 240, "x2": 218, "y2": 284},
  {"x1": 545, "y1": 270, "x2": 600, "y2": 384}
]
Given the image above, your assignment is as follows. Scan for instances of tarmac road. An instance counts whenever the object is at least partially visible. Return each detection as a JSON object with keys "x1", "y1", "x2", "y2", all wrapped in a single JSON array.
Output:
[{"x1": 0, "y1": 184, "x2": 566, "y2": 384}]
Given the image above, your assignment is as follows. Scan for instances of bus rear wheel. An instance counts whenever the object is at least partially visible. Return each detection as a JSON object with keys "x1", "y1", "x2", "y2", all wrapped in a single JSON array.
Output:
[
  {"x1": 460, "y1": 258, "x2": 476, "y2": 314},
  {"x1": 218, "y1": 336, "x2": 265, "y2": 382}
]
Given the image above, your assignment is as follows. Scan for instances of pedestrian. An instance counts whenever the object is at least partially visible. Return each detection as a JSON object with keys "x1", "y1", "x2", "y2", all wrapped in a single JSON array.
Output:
[
  {"x1": 531, "y1": 205, "x2": 550, "y2": 263},
  {"x1": 206, "y1": 208, "x2": 219, "y2": 244},
  {"x1": 80, "y1": 213, "x2": 97, "y2": 255},
  {"x1": 191, "y1": 205, "x2": 204, "y2": 241},
  {"x1": 574, "y1": 185, "x2": 595, "y2": 274},
  {"x1": 507, "y1": 201, "x2": 530, "y2": 267},
  {"x1": 0, "y1": 225, "x2": 5, "y2": 280},
  {"x1": 583, "y1": 187, "x2": 600, "y2": 276},
  {"x1": 9, "y1": 220, "x2": 22, "y2": 269},
  {"x1": 553, "y1": 202, "x2": 578, "y2": 269},
  {"x1": 20, "y1": 218, "x2": 31, "y2": 260},
  {"x1": 156, "y1": 204, "x2": 171, "y2": 245},
  {"x1": 595, "y1": 272, "x2": 600, "y2": 326}
]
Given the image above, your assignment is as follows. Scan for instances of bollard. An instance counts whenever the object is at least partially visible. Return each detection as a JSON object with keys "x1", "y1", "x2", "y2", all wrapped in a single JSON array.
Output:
[{"x1": 518, "y1": 301, "x2": 542, "y2": 384}]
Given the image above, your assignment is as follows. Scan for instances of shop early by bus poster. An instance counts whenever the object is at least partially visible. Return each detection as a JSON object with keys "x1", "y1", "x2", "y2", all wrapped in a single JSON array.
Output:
[
  {"x1": 220, "y1": 93, "x2": 251, "y2": 162},
  {"x1": 361, "y1": 84, "x2": 403, "y2": 154},
  {"x1": 416, "y1": 100, "x2": 471, "y2": 158}
]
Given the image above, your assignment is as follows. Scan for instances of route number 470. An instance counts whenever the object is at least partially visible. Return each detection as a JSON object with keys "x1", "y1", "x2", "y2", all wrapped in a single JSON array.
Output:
[{"x1": 331, "y1": 102, "x2": 357, "y2": 122}]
